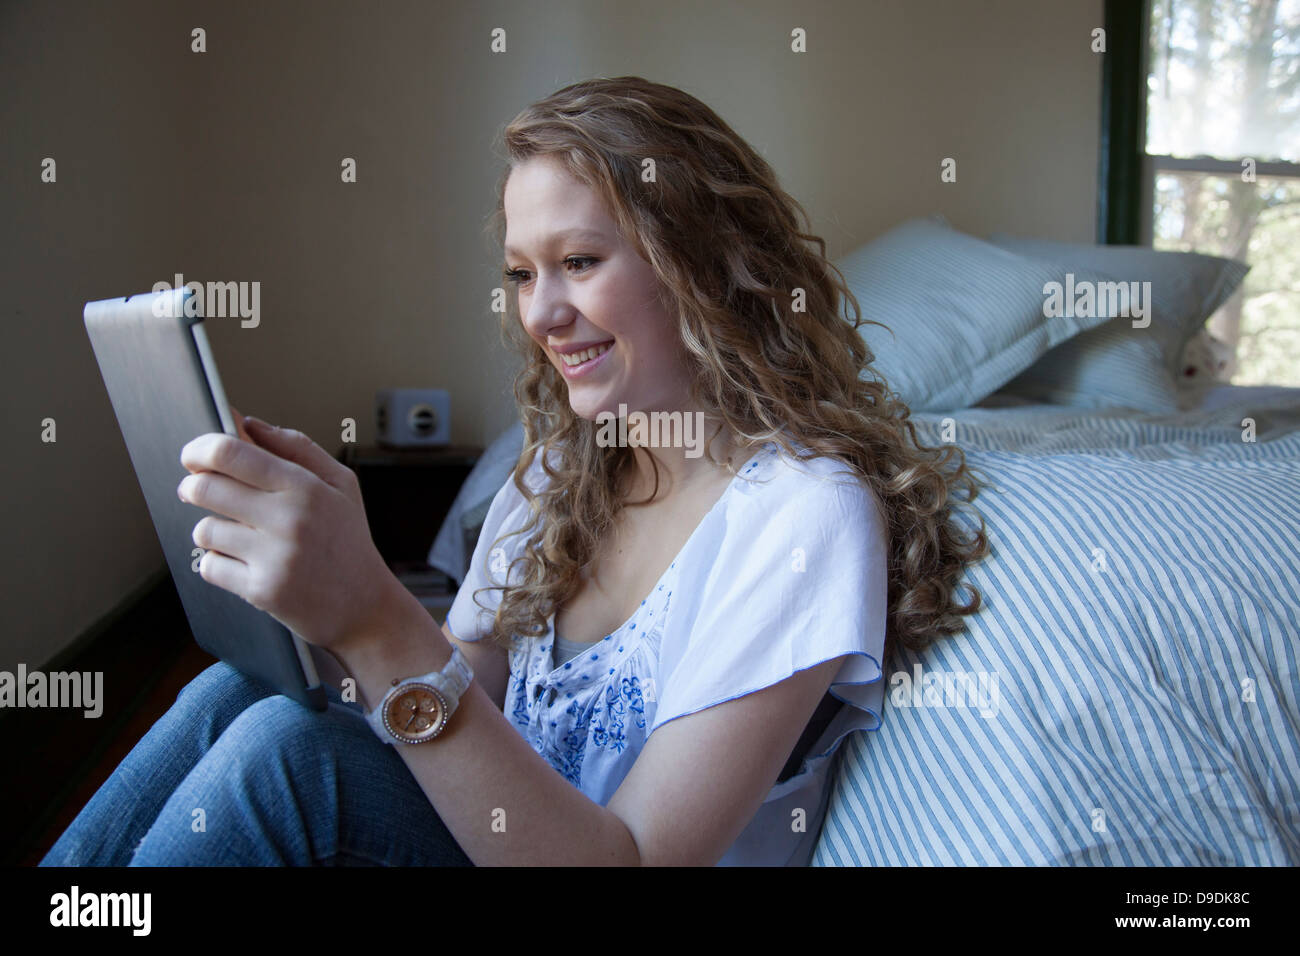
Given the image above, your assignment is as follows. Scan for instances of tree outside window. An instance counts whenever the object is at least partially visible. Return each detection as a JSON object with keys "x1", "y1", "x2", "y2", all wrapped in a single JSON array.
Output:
[{"x1": 1143, "y1": 0, "x2": 1300, "y2": 385}]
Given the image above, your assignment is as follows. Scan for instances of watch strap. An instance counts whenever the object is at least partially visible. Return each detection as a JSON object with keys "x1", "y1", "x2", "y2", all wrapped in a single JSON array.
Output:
[{"x1": 439, "y1": 644, "x2": 474, "y2": 699}]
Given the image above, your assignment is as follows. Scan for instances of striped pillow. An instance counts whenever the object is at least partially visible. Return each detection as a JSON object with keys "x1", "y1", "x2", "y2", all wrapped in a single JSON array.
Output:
[
  {"x1": 988, "y1": 235, "x2": 1250, "y2": 413},
  {"x1": 812, "y1": 397, "x2": 1300, "y2": 866},
  {"x1": 835, "y1": 219, "x2": 1130, "y2": 412}
]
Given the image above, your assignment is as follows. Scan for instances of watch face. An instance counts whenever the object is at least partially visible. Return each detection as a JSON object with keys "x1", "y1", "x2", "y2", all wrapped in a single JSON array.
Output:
[{"x1": 382, "y1": 683, "x2": 448, "y2": 743}]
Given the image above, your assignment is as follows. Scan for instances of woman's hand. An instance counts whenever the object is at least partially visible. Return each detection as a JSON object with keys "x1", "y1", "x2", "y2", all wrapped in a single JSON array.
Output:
[{"x1": 178, "y1": 408, "x2": 400, "y2": 655}]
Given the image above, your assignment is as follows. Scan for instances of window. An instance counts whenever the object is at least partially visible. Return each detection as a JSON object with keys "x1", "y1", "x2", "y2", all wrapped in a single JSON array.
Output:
[{"x1": 1141, "y1": 0, "x2": 1300, "y2": 385}]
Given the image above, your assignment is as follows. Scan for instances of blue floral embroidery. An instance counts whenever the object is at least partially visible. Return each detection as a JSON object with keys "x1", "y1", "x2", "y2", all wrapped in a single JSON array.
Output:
[
  {"x1": 544, "y1": 697, "x2": 592, "y2": 786},
  {"x1": 621, "y1": 676, "x2": 647, "y2": 731},
  {"x1": 508, "y1": 564, "x2": 680, "y2": 789},
  {"x1": 590, "y1": 676, "x2": 646, "y2": 754},
  {"x1": 510, "y1": 671, "x2": 530, "y2": 729}
]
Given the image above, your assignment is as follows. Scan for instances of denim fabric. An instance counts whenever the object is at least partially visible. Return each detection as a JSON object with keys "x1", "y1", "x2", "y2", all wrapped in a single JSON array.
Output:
[{"x1": 39, "y1": 661, "x2": 473, "y2": 867}]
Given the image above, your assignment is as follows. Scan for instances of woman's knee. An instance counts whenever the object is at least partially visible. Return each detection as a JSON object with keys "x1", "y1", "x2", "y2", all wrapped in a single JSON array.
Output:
[
  {"x1": 223, "y1": 697, "x2": 471, "y2": 866},
  {"x1": 217, "y1": 695, "x2": 370, "y2": 778},
  {"x1": 123, "y1": 661, "x2": 269, "y2": 750},
  {"x1": 217, "y1": 697, "x2": 420, "y2": 821},
  {"x1": 142, "y1": 695, "x2": 470, "y2": 865},
  {"x1": 181, "y1": 661, "x2": 348, "y2": 712},
  {"x1": 177, "y1": 660, "x2": 272, "y2": 710}
]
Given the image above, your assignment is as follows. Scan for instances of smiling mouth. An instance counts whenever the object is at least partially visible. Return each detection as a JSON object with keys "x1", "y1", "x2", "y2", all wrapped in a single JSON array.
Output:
[{"x1": 558, "y1": 341, "x2": 613, "y2": 367}]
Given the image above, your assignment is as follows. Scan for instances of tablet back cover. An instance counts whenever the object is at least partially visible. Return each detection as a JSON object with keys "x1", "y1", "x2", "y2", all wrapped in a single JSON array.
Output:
[{"x1": 84, "y1": 290, "x2": 326, "y2": 711}]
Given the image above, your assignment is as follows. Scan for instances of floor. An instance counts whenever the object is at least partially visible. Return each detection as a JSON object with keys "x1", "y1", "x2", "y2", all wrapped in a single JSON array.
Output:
[
  {"x1": 17, "y1": 641, "x2": 217, "y2": 866},
  {"x1": 12, "y1": 568, "x2": 450, "y2": 866}
]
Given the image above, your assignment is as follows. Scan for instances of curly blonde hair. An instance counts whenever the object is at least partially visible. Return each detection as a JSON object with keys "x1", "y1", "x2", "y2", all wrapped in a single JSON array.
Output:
[{"x1": 473, "y1": 75, "x2": 990, "y2": 665}]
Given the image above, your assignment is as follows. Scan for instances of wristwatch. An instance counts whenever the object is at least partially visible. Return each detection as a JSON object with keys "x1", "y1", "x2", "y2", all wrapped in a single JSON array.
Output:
[{"x1": 365, "y1": 646, "x2": 474, "y2": 745}]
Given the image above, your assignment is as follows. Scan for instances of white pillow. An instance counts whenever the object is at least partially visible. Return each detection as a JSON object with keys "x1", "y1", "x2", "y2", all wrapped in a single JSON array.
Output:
[
  {"x1": 987, "y1": 234, "x2": 1249, "y2": 412},
  {"x1": 836, "y1": 219, "x2": 1132, "y2": 412}
]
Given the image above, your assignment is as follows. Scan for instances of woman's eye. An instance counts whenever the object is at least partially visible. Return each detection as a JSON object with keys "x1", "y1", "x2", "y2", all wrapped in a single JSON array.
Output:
[{"x1": 502, "y1": 257, "x2": 597, "y2": 286}]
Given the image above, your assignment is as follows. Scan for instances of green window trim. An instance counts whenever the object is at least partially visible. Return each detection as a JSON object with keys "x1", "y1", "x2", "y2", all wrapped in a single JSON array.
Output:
[{"x1": 1097, "y1": 0, "x2": 1148, "y2": 245}]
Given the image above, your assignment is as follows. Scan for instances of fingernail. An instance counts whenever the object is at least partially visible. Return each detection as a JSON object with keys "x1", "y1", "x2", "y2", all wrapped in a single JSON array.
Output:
[{"x1": 244, "y1": 416, "x2": 271, "y2": 429}]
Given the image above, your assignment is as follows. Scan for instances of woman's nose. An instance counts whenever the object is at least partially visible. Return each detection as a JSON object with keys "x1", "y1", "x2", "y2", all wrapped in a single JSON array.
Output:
[{"x1": 520, "y1": 273, "x2": 574, "y2": 338}]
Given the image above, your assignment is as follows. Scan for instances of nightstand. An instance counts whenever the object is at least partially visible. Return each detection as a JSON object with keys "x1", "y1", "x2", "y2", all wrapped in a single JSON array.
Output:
[{"x1": 335, "y1": 444, "x2": 482, "y2": 619}]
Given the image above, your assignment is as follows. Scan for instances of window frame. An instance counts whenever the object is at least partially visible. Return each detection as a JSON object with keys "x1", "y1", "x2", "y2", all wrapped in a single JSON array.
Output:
[{"x1": 1101, "y1": 0, "x2": 1300, "y2": 246}]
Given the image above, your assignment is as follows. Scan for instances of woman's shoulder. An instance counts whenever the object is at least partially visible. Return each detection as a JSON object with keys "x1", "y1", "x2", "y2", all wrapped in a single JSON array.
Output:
[
  {"x1": 506, "y1": 435, "x2": 881, "y2": 531},
  {"x1": 734, "y1": 434, "x2": 883, "y2": 524}
]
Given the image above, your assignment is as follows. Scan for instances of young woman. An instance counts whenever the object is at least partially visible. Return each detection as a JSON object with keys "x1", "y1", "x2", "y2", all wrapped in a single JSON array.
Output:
[{"x1": 41, "y1": 76, "x2": 988, "y2": 867}]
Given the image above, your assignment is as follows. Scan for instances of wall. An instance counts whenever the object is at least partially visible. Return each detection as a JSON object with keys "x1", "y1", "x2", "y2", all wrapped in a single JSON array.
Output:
[{"x1": 0, "y1": 0, "x2": 1104, "y2": 669}]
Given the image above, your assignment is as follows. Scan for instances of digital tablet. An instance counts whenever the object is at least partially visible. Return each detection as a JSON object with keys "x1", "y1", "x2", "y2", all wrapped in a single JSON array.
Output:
[{"x1": 84, "y1": 288, "x2": 328, "y2": 711}]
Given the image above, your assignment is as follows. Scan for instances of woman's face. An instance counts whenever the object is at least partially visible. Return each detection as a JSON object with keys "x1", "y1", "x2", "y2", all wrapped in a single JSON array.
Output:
[{"x1": 502, "y1": 154, "x2": 693, "y2": 422}]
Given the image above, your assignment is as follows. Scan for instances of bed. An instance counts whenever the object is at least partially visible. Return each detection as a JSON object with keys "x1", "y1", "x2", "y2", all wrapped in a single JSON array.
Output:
[
  {"x1": 813, "y1": 382, "x2": 1300, "y2": 865},
  {"x1": 429, "y1": 219, "x2": 1300, "y2": 866}
]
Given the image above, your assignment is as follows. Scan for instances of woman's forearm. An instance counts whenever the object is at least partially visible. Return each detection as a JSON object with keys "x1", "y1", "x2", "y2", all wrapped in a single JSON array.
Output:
[{"x1": 333, "y1": 578, "x2": 643, "y2": 866}]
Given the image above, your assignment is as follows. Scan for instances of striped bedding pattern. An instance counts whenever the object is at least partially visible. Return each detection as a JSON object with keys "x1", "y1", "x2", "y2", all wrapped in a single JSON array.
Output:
[
  {"x1": 812, "y1": 387, "x2": 1300, "y2": 866},
  {"x1": 834, "y1": 218, "x2": 1123, "y2": 413},
  {"x1": 998, "y1": 319, "x2": 1184, "y2": 415}
]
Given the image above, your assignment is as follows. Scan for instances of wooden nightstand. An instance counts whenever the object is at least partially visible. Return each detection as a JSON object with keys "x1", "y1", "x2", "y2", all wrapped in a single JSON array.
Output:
[{"x1": 335, "y1": 444, "x2": 482, "y2": 619}]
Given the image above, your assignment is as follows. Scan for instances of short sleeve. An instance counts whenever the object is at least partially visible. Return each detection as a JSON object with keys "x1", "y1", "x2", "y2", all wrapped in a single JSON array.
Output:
[
  {"x1": 444, "y1": 453, "x2": 542, "y2": 643},
  {"x1": 650, "y1": 472, "x2": 888, "y2": 737}
]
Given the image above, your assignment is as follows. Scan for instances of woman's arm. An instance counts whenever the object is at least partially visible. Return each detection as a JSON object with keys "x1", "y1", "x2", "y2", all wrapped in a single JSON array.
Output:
[
  {"x1": 333, "y1": 577, "x2": 842, "y2": 867},
  {"x1": 178, "y1": 418, "x2": 838, "y2": 866},
  {"x1": 441, "y1": 621, "x2": 508, "y2": 711}
]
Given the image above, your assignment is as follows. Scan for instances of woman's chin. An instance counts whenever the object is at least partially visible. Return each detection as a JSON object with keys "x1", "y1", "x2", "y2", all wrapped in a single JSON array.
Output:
[{"x1": 569, "y1": 396, "x2": 621, "y2": 423}]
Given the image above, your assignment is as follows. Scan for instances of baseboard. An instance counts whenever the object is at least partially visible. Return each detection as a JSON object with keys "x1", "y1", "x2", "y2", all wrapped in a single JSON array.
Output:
[{"x1": 0, "y1": 568, "x2": 194, "y2": 865}]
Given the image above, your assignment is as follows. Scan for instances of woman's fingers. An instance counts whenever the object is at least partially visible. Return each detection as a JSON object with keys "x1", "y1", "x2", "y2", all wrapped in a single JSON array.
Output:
[
  {"x1": 240, "y1": 419, "x2": 358, "y2": 497},
  {"x1": 192, "y1": 514, "x2": 260, "y2": 563},
  {"x1": 181, "y1": 431, "x2": 304, "y2": 493},
  {"x1": 228, "y1": 404, "x2": 254, "y2": 443},
  {"x1": 179, "y1": 469, "x2": 279, "y2": 529},
  {"x1": 195, "y1": 547, "x2": 253, "y2": 603}
]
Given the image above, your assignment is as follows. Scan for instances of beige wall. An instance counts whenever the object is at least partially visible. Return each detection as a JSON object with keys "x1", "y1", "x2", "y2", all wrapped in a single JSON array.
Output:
[{"x1": 0, "y1": 0, "x2": 1103, "y2": 670}]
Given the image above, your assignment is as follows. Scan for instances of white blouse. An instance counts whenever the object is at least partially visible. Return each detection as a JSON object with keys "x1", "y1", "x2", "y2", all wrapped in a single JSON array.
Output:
[{"x1": 445, "y1": 435, "x2": 888, "y2": 866}]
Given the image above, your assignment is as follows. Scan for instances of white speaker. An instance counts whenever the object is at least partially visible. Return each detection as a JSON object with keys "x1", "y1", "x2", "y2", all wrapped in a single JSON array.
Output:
[{"x1": 375, "y1": 388, "x2": 451, "y2": 447}]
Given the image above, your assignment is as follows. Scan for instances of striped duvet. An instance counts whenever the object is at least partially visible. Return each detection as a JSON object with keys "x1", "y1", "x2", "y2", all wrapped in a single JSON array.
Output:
[{"x1": 812, "y1": 387, "x2": 1300, "y2": 866}]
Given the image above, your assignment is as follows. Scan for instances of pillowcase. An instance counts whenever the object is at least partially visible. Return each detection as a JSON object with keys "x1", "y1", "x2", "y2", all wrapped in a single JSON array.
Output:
[
  {"x1": 427, "y1": 421, "x2": 525, "y2": 585},
  {"x1": 987, "y1": 234, "x2": 1249, "y2": 413},
  {"x1": 834, "y1": 219, "x2": 1131, "y2": 412}
]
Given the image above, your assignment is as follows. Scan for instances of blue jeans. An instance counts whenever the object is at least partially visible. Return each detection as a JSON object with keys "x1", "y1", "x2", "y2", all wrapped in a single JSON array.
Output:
[{"x1": 39, "y1": 661, "x2": 473, "y2": 866}]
